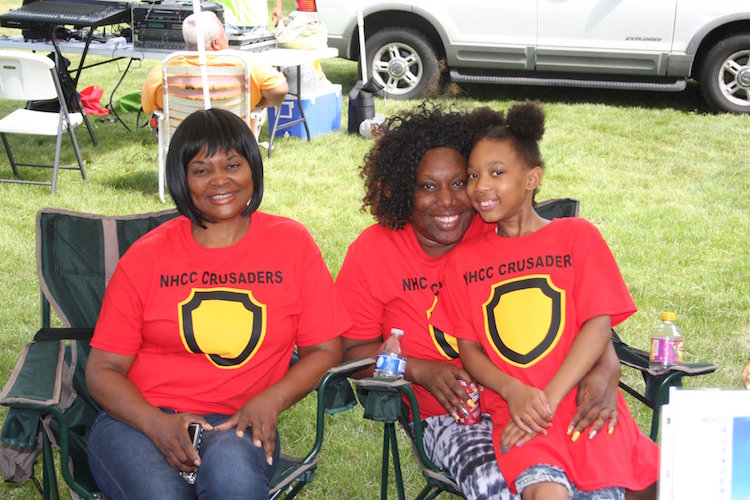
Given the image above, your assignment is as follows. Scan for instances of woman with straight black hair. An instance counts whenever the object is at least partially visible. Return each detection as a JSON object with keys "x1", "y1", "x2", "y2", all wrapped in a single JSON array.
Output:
[
  {"x1": 166, "y1": 107, "x2": 264, "y2": 226},
  {"x1": 85, "y1": 108, "x2": 349, "y2": 499}
]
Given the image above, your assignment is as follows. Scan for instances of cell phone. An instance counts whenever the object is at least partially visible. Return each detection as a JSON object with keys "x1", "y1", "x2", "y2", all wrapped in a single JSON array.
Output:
[
  {"x1": 188, "y1": 423, "x2": 202, "y2": 450},
  {"x1": 180, "y1": 423, "x2": 203, "y2": 485}
]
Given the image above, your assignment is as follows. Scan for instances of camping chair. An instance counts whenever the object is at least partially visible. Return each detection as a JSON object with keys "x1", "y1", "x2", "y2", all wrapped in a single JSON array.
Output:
[
  {"x1": 0, "y1": 207, "x2": 367, "y2": 500},
  {"x1": 0, "y1": 50, "x2": 85, "y2": 194},
  {"x1": 155, "y1": 49, "x2": 265, "y2": 203}
]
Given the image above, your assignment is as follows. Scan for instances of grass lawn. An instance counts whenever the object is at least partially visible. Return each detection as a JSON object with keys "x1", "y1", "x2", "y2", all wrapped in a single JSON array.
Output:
[{"x1": 0, "y1": 0, "x2": 749, "y2": 498}]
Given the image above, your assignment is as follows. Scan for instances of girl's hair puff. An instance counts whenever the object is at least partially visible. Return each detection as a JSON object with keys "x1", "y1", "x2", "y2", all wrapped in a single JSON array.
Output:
[{"x1": 474, "y1": 100, "x2": 545, "y2": 171}]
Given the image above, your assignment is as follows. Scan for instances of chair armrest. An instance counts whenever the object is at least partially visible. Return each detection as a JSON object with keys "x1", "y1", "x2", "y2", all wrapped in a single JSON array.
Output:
[
  {"x1": 353, "y1": 377, "x2": 411, "y2": 391},
  {"x1": 319, "y1": 356, "x2": 375, "y2": 380},
  {"x1": 34, "y1": 327, "x2": 94, "y2": 342},
  {"x1": 612, "y1": 329, "x2": 718, "y2": 376},
  {"x1": 293, "y1": 358, "x2": 376, "y2": 470},
  {"x1": 316, "y1": 357, "x2": 375, "y2": 414}
]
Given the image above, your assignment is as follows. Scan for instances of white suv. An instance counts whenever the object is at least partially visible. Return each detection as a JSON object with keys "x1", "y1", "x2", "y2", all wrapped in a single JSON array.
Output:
[{"x1": 296, "y1": 0, "x2": 750, "y2": 113}]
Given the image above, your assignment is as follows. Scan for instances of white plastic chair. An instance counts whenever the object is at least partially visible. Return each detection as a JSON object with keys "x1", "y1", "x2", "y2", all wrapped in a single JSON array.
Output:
[
  {"x1": 0, "y1": 50, "x2": 85, "y2": 194},
  {"x1": 156, "y1": 50, "x2": 264, "y2": 203}
]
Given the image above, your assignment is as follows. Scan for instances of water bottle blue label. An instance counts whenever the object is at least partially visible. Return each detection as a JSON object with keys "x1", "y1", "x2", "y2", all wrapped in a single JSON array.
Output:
[{"x1": 375, "y1": 354, "x2": 406, "y2": 376}]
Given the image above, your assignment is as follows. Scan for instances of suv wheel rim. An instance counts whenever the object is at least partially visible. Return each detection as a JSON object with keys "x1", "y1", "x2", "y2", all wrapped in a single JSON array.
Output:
[
  {"x1": 717, "y1": 49, "x2": 750, "y2": 108},
  {"x1": 371, "y1": 42, "x2": 423, "y2": 96}
]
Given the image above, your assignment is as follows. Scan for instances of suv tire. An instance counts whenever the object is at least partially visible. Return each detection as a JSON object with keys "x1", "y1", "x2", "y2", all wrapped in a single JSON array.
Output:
[
  {"x1": 364, "y1": 27, "x2": 440, "y2": 100},
  {"x1": 699, "y1": 34, "x2": 750, "y2": 113}
]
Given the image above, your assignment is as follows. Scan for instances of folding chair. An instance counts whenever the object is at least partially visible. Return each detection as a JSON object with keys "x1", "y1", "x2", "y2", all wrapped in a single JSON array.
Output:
[
  {"x1": 155, "y1": 49, "x2": 265, "y2": 203},
  {"x1": 0, "y1": 207, "x2": 366, "y2": 500},
  {"x1": 0, "y1": 50, "x2": 85, "y2": 194}
]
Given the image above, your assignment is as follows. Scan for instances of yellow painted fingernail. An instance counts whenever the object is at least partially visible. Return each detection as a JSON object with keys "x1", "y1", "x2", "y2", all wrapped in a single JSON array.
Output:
[
  {"x1": 608, "y1": 426, "x2": 614, "y2": 435},
  {"x1": 571, "y1": 431, "x2": 581, "y2": 442},
  {"x1": 466, "y1": 399, "x2": 476, "y2": 408},
  {"x1": 566, "y1": 426, "x2": 573, "y2": 436}
]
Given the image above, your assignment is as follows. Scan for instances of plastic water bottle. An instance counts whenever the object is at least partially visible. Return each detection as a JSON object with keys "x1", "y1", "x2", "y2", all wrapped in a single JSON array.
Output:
[
  {"x1": 649, "y1": 311, "x2": 684, "y2": 369},
  {"x1": 373, "y1": 328, "x2": 407, "y2": 378}
]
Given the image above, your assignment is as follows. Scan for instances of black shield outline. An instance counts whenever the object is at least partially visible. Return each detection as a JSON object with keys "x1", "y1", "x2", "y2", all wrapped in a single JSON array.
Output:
[
  {"x1": 429, "y1": 324, "x2": 460, "y2": 359},
  {"x1": 483, "y1": 275, "x2": 563, "y2": 367}
]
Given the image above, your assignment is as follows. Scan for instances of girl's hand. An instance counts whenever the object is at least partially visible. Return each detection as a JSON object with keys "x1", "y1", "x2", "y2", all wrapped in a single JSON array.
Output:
[
  {"x1": 215, "y1": 390, "x2": 283, "y2": 466},
  {"x1": 147, "y1": 412, "x2": 213, "y2": 473},
  {"x1": 505, "y1": 379, "x2": 553, "y2": 435},
  {"x1": 499, "y1": 419, "x2": 537, "y2": 451}
]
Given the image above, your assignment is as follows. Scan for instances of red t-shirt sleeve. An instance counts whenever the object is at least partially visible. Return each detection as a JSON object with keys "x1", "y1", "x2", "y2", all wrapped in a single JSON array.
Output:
[
  {"x1": 335, "y1": 231, "x2": 386, "y2": 341},
  {"x1": 91, "y1": 244, "x2": 152, "y2": 354},
  {"x1": 292, "y1": 224, "x2": 352, "y2": 347},
  {"x1": 571, "y1": 220, "x2": 636, "y2": 328}
]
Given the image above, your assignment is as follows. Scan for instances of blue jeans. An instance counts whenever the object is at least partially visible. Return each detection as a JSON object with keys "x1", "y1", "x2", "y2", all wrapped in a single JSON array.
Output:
[{"x1": 86, "y1": 410, "x2": 279, "y2": 500}]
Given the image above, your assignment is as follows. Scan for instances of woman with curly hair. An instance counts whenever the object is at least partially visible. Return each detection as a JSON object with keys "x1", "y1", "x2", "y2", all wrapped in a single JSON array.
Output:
[
  {"x1": 431, "y1": 101, "x2": 658, "y2": 499},
  {"x1": 336, "y1": 101, "x2": 624, "y2": 499}
]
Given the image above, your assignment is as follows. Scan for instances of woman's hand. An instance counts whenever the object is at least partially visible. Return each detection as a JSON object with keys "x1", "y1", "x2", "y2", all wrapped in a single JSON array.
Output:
[
  {"x1": 566, "y1": 341, "x2": 620, "y2": 439},
  {"x1": 215, "y1": 389, "x2": 284, "y2": 466},
  {"x1": 213, "y1": 337, "x2": 343, "y2": 466},
  {"x1": 147, "y1": 412, "x2": 213, "y2": 473},
  {"x1": 86, "y1": 348, "x2": 213, "y2": 472},
  {"x1": 407, "y1": 358, "x2": 472, "y2": 418},
  {"x1": 505, "y1": 378, "x2": 553, "y2": 435}
]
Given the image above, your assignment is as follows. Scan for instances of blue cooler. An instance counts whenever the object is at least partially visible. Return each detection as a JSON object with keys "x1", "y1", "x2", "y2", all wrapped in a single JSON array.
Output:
[{"x1": 268, "y1": 84, "x2": 342, "y2": 139}]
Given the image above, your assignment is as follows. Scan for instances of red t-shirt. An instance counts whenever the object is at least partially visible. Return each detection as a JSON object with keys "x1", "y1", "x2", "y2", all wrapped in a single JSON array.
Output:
[
  {"x1": 92, "y1": 212, "x2": 351, "y2": 415},
  {"x1": 432, "y1": 217, "x2": 658, "y2": 493},
  {"x1": 336, "y1": 214, "x2": 492, "y2": 418}
]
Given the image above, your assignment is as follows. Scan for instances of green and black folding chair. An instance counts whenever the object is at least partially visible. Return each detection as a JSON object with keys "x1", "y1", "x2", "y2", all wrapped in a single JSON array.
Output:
[{"x1": 0, "y1": 207, "x2": 367, "y2": 500}]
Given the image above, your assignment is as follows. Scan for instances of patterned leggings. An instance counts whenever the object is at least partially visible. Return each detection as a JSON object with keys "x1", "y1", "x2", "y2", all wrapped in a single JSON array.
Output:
[
  {"x1": 419, "y1": 414, "x2": 624, "y2": 500},
  {"x1": 419, "y1": 414, "x2": 516, "y2": 500}
]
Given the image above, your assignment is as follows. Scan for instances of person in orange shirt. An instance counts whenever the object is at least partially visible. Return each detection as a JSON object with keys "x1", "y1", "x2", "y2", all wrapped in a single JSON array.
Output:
[{"x1": 140, "y1": 11, "x2": 288, "y2": 117}]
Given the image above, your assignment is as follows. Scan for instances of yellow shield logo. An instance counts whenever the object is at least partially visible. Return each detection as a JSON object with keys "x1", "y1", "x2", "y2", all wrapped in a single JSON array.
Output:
[
  {"x1": 427, "y1": 296, "x2": 459, "y2": 359},
  {"x1": 482, "y1": 275, "x2": 564, "y2": 367},
  {"x1": 179, "y1": 288, "x2": 266, "y2": 369}
]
